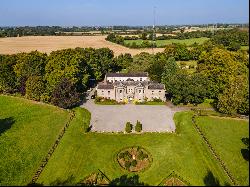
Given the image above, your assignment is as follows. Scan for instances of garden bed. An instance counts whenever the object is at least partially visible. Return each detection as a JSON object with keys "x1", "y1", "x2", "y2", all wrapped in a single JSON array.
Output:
[
  {"x1": 117, "y1": 146, "x2": 152, "y2": 172},
  {"x1": 94, "y1": 97, "x2": 125, "y2": 105},
  {"x1": 78, "y1": 171, "x2": 110, "y2": 186}
]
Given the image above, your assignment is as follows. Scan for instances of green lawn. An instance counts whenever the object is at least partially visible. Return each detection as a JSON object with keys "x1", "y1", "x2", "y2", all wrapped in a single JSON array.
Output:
[
  {"x1": 0, "y1": 95, "x2": 70, "y2": 186},
  {"x1": 37, "y1": 111, "x2": 230, "y2": 186},
  {"x1": 124, "y1": 37, "x2": 209, "y2": 47},
  {"x1": 241, "y1": 46, "x2": 249, "y2": 50},
  {"x1": 196, "y1": 116, "x2": 249, "y2": 185},
  {"x1": 176, "y1": 60, "x2": 198, "y2": 74}
]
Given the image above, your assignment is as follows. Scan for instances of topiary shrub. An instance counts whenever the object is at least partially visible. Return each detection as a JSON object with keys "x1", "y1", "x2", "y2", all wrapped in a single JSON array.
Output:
[
  {"x1": 123, "y1": 151, "x2": 132, "y2": 161},
  {"x1": 135, "y1": 120, "x2": 142, "y2": 132},
  {"x1": 125, "y1": 122, "x2": 133, "y2": 133},
  {"x1": 131, "y1": 160, "x2": 137, "y2": 167},
  {"x1": 124, "y1": 161, "x2": 131, "y2": 169}
]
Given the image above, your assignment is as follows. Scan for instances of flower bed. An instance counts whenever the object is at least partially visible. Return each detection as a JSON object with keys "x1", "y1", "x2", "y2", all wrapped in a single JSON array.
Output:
[
  {"x1": 94, "y1": 97, "x2": 125, "y2": 105},
  {"x1": 117, "y1": 146, "x2": 152, "y2": 172}
]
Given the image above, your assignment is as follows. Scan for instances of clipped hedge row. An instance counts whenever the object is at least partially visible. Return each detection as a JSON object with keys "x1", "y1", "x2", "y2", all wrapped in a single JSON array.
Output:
[
  {"x1": 29, "y1": 110, "x2": 75, "y2": 185},
  {"x1": 191, "y1": 114, "x2": 237, "y2": 185}
]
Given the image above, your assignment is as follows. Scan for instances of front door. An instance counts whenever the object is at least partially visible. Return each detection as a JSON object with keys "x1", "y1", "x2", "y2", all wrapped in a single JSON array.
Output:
[{"x1": 128, "y1": 96, "x2": 133, "y2": 103}]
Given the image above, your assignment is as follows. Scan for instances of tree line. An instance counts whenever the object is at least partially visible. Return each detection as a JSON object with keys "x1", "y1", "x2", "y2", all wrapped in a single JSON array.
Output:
[
  {"x1": 105, "y1": 29, "x2": 249, "y2": 50},
  {"x1": 0, "y1": 41, "x2": 249, "y2": 115},
  {"x1": 0, "y1": 48, "x2": 133, "y2": 108}
]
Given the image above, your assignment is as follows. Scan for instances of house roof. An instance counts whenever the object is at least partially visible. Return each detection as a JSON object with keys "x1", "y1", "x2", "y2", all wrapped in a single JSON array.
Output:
[
  {"x1": 148, "y1": 83, "x2": 165, "y2": 90},
  {"x1": 106, "y1": 72, "x2": 148, "y2": 77},
  {"x1": 97, "y1": 84, "x2": 114, "y2": 89}
]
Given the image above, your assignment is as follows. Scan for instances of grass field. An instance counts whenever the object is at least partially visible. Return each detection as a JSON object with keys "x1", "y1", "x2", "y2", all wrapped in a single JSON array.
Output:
[
  {"x1": 124, "y1": 37, "x2": 209, "y2": 47},
  {"x1": 0, "y1": 95, "x2": 70, "y2": 185},
  {"x1": 241, "y1": 46, "x2": 249, "y2": 50},
  {"x1": 176, "y1": 60, "x2": 198, "y2": 74},
  {"x1": 37, "y1": 111, "x2": 230, "y2": 186},
  {"x1": 0, "y1": 36, "x2": 165, "y2": 56},
  {"x1": 196, "y1": 116, "x2": 249, "y2": 185}
]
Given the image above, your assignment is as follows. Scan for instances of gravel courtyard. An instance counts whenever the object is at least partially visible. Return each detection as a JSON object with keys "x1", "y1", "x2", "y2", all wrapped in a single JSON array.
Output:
[{"x1": 81, "y1": 97, "x2": 176, "y2": 133}]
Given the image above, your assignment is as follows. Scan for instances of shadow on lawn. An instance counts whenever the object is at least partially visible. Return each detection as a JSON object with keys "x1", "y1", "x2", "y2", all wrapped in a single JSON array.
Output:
[
  {"x1": 203, "y1": 171, "x2": 220, "y2": 186},
  {"x1": 0, "y1": 117, "x2": 15, "y2": 136},
  {"x1": 50, "y1": 175, "x2": 75, "y2": 186},
  {"x1": 241, "y1": 137, "x2": 249, "y2": 161},
  {"x1": 110, "y1": 174, "x2": 147, "y2": 186}
]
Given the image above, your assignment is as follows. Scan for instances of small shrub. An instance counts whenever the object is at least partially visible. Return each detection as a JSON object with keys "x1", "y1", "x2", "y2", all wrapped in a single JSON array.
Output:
[
  {"x1": 124, "y1": 151, "x2": 132, "y2": 161},
  {"x1": 124, "y1": 161, "x2": 131, "y2": 169},
  {"x1": 152, "y1": 98, "x2": 163, "y2": 102},
  {"x1": 125, "y1": 122, "x2": 133, "y2": 133},
  {"x1": 189, "y1": 64, "x2": 195, "y2": 69},
  {"x1": 119, "y1": 152, "x2": 125, "y2": 159},
  {"x1": 135, "y1": 120, "x2": 142, "y2": 132},
  {"x1": 137, "y1": 150, "x2": 144, "y2": 160},
  {"x1": 131, "y1": 160, "x2": 137, "y2": 167}
]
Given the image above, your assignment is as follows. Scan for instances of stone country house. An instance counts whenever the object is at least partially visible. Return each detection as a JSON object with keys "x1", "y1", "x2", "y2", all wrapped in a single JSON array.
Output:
[{"x1": 96, "y1": 72, "x2": 166, "y2": 103}]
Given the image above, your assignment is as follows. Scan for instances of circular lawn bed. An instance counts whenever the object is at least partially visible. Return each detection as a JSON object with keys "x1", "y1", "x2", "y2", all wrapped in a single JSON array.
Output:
[{"x1": 117, "y1": 146, "x2": 152, "y2": 172}]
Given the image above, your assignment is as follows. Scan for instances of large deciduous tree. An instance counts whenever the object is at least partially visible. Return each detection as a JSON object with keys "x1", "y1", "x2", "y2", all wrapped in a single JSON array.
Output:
[
  {"x1": 51, "y1": 78, "x2": 80, "y2": 109},
  {"x1": 13, "y1": 51, "x2": 47, "y2": 95},
  {"x1": 0, "y1": 55, "x2": 17, "y2": 93},
  {"x1": 197, "y1": 47, "x2": 248, "y2": 98},
  {"x1": 217, "y1": 75, "x2": 249, "y2": 115},
  {"x1": 25, "y1": 76, "x2": 45, "y2": 101},
  {"x1": 45, "y1": 48, "x2": 90, "y2": 94}
]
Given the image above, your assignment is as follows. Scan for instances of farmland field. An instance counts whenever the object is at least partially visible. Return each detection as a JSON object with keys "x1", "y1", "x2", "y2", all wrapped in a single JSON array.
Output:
[
  {"x1": 0, "y1": 35, "x2": 165, "y2": 56},
  {"x1": 37, "y1": 111, "x2": 230, "y2": 186},
  {"x1": 0, "y1": 95, "x2": 70, "y2": 185},
  {"x1": 196, "y1": 116, "x2": 249, "y2": 185},
  {"x1": 124, "y1": 37, "x2": 209, "y2": 47}
]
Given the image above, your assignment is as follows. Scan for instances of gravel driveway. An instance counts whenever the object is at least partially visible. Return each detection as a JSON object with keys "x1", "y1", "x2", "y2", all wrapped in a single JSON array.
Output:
[{"x1": 81, "y1": 91, "x2": 176, "y2": 133}]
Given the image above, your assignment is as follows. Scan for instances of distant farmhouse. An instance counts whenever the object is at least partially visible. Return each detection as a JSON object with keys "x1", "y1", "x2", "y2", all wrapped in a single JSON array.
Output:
[{"x1": 96, "y1": 72, "x2": 166, "y2": 103}]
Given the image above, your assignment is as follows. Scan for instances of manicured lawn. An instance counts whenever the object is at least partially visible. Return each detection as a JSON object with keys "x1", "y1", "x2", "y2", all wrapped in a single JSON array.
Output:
[
  {"x1": 0, "y1": 95, "x2": 70, "y2": 186},
  {"x1": 37, "y1": 111, "x2": 230, "y2": 186},
  {"x1": 196, "y1": 116, "x2": 249, "y2": 185},
  {"x1": 124, "y1": 37, "x2": 209, "y2": 47}
]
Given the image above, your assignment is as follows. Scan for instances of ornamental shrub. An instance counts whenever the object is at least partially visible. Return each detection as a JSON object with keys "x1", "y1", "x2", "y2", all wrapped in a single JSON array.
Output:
[
  {"x1": 135, "y1": 120, "x2": 142, "y2": 132},
  {"x1": 125, "y1": 122, "x2": 133, "y2": 133},
  {"x1": 131, "y1": 160, "x2": 137, "y2": 167},
  {"x1": 124, "y1": 151, "x2": 132, "y2": 161},
  {"x1": 124, "y1": 161, "x2": 131, "y2": 169}
]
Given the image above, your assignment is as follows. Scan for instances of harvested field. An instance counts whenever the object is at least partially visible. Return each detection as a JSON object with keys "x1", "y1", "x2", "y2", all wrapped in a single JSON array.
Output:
[{"x1": 0, "y1": 35, "x2": 164, "y2": 56}]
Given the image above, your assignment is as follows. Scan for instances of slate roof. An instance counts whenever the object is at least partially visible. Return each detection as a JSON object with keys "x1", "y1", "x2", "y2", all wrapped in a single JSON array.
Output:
[
  {"x1": 148, "y1": 83, "x2": 165, "y2": 90},
  {"x1": 97, "y1": 79, "x2": 165, "y2": 90},
  {"x1": 97, "y1": 84, "x2": 114, "y2": 89},
  {"x1": 106, "y1": 72, "x2": 148, "y2": 77}
]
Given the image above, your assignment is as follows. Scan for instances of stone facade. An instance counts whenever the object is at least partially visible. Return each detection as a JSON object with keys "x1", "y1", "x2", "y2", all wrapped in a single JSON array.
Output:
[{"x1": 96, "y1": 72, "x2": 166, "y2": 103}]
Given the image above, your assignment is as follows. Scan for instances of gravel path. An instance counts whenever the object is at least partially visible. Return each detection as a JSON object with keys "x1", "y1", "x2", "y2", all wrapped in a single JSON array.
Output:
[{"x1": 81, "y1": 90, "x2": 179, "y2": 133}]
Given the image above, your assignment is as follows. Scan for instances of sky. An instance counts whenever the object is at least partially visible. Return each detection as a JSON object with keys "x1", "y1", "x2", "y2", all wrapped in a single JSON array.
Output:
[{"x1": 0, "y1": 0, "x2": 249, "y2": 26}]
